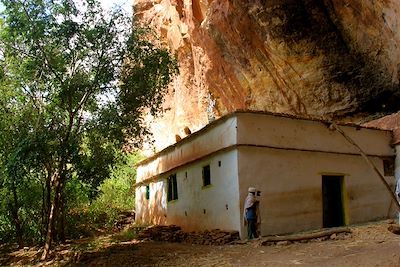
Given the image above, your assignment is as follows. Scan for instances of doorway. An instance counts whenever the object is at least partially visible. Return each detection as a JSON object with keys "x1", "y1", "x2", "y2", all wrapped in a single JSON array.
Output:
[{"x1": 322, "y1": 175, "x2": 345, "y2": 228}]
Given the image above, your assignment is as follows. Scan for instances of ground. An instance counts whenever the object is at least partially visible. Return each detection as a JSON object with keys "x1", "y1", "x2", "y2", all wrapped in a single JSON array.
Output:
[{"x1": 1, "y1": 220, "x2": 400, "y2": 266}]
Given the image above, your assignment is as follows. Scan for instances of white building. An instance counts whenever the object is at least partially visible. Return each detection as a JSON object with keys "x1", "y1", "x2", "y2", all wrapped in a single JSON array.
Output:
[{"x1": 135, "y1": 111, "x2": 397, "y2": 238}]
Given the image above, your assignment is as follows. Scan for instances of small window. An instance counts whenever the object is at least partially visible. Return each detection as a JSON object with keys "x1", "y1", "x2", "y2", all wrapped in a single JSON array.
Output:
[
  {"x1": 167, "y1": 174, "x2": 178, "y2": 201},
  {"x1": 145, "y1": 185, "x2": 150, "y2": 200},
  {"x1": 202, "y1": 165, "x2": 211, "y2": 187},
  {"x1": 383, "y1": 158, "x2": 395, "y2": 176}
]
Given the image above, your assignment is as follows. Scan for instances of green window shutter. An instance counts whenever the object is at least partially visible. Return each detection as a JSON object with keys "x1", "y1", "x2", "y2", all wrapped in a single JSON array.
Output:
[
  {"x1": 167, "y1": 176, "x2": 172, "y2": 202},
  {"x1": 167, "y1": 174, "x2": 178, "y2": 201},
  {"x1": 172, "y1": 174, "x2": 178, "y2": 200},
  {"x1": 146, "y1": 185, "x2": 150, "y2": 200}
]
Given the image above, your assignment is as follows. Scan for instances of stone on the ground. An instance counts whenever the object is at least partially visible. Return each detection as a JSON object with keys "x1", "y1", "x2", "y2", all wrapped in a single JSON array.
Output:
[{"x1": 137, "y1": 225, "x2": 240, "y2": 245}]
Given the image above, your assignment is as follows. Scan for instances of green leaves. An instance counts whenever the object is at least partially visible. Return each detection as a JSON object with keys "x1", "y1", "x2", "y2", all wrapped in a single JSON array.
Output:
[{"x1": 0, "y1": 0, "x2": 178, "y2": 246}]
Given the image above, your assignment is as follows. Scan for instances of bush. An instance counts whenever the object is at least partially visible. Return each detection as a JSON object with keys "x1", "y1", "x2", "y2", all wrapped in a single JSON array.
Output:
[{"x1": 88, "y1": 152, "x2": 142, "y2": 229}]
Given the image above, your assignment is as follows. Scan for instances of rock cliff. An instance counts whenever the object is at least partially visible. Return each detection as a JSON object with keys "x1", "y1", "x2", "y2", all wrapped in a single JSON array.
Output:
[{"x1": 134, "y1": 0, "x2": 400, "y2": 151}]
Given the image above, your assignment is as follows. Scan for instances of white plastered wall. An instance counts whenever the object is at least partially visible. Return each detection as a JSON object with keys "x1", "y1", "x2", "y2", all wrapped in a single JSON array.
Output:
[
  {"x1": 135, "y1": 181, "x2": 168, "y2": 225},
  {"x1": 235, "y1": 113, "x2": 393, "y2": 156},
  {"x1": 135, "y1": 111, "x2": 396, "y2": 237},
  {"x1": 236, "y1": 112, "x2": 396, "y2": 236},
  {"x1": 395, "y1": 145, "x2": 400, "y2": 186},
  {"x1": 136, "y1": 149, "x2": 241, "y2": 232},
  {"x1": 136, "y1": 116, "x2": 237, "y2": 184},
  {"x1": 395, "y1": 144, "x2": 400, "y2": 223},
  {"x1": 238, "y1": 146, "x2": 396, "y2": 236}
]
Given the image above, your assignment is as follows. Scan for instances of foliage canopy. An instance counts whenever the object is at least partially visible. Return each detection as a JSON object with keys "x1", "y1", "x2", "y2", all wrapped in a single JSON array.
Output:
[{"x1": 0, "y1": 0, "x2": 178, "y2": 258}]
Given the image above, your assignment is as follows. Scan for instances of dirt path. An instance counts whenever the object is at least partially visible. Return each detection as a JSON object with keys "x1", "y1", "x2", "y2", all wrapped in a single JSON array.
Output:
[{"x1": 2, "y1": 220, "x2": 400, "y2": 266}]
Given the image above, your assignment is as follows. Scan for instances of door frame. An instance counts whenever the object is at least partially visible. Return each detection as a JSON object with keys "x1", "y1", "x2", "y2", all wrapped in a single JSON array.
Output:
[{"x1": 321, "y1": 173, "x2": 349, "y2": 228}]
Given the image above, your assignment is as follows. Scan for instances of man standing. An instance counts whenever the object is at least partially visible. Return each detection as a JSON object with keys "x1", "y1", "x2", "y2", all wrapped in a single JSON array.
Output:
[{"x1": 244, "y1": 187, "x2": 259, "y2": 239}]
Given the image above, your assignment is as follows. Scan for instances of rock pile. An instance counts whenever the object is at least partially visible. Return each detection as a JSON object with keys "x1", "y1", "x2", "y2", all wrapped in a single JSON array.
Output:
[
  {"x1": 137, "y1": 225, "x2": 240, "y2": 245},
  {"x1": 388, "y1": 224, "x2": 400, "y2": 235},
  {"x1": 115, "y1": 211, "x2": 135, "y2": 231}
]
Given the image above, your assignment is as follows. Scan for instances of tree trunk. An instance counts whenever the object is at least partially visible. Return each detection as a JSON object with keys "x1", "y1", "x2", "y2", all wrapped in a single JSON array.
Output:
[
  {"x1": 40, "y1": 180, "x2": 47, "y2": 244},
  {"x1": 46, "y1": 175, "x2": 51, "y2": 217},
  {"x1": 58, "y1": 192, "x2": 66, "y2": 243},
  {"x1": 41, "y1": 176, "x2": 63, "y2": 260},
  {"x1": 11, "y1": 181, "x2": 24, "y2": 249},
  {"x1": 261, "y1": 227, "x2": 351, "y2": 245},
  {"x1": 329, "y1": 122, "x2": 400, "y2": 212},
  {"x1": 42, "y1": 112, "x2": 74, "y2": 260}
]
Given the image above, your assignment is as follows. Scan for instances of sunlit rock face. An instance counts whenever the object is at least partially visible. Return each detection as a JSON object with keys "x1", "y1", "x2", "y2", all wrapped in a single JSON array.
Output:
[{"x1": 134, "y1": 0, "x2": 400, "y2": 152}]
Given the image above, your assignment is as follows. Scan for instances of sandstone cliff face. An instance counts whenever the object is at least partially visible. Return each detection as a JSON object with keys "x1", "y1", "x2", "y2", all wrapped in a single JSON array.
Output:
[{"x1": 134, "y1": 0, "x2": 400, "y2": 151}]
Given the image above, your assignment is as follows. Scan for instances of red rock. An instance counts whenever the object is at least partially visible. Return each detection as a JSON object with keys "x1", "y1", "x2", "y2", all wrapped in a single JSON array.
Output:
[{"x1": 134, "y1": 0, "x2": 400, "y2": 151}]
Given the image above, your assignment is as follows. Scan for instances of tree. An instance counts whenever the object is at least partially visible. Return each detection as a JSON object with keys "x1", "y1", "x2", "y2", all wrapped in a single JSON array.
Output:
[
  {"x1": 0, "y1": 0, "x2": 178, "y2": 259},
  {"x1": 0, "y1": 69, "x2": 43, "y2": 248}
]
